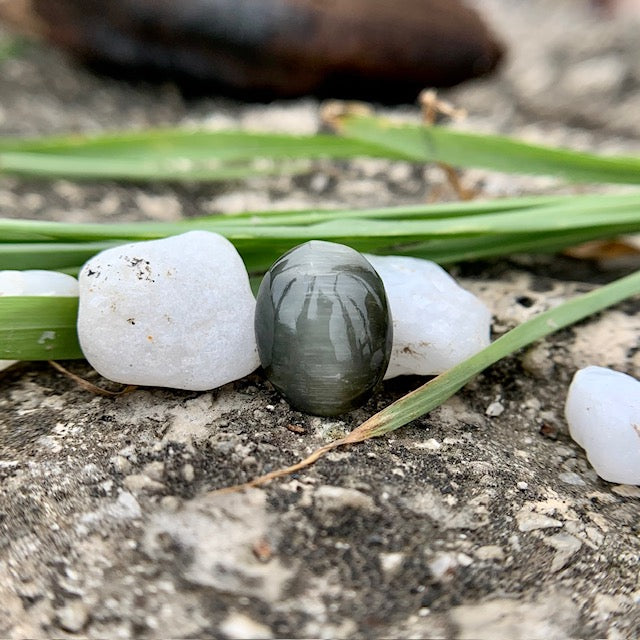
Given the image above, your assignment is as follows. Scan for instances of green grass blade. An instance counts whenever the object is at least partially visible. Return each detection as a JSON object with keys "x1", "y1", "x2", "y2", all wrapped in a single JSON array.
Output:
[
  {"x1": 0, "y1": 129, "x2": 390, "y2": 158},
  {"x1": 3, "y1": 193, "x2": 640, "y2": 272},
  {"x1": 2, "y1": 194, "x2": 640, "y2": 243},
  {"x1": 338, "y1": 115, "x2": 640, "y2": 184},
  {"x1": 0, "y1": 151, "x2": 311, "y2": 181},
  {"x1": 0, "y1": 130, "x2": 396, "y2": 181},
  {"x1": 206, "y1": 265, "x2": 640, "y2": 492},
  {"x1": 0, "y1": 242, "x2": 122, "y2": 271},
  {"x1": 0, "y1": 296, "x2": 82, "y2": 360},
  {"x1": 0, "y1": 116, "x2": 638, "y2": 183},
  {"x1": 358, "y1": 269, "x2": 640, "y2": 439}
]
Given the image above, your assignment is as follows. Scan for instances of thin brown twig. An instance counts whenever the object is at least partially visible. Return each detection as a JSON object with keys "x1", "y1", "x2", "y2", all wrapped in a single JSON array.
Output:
[
  {"x1": 419, "y1": 89, "x2": 477, "y2": 201},
  {"x1": 48, "y1": 360, "x2": 137, "y2": 397},
  {"x1": 207, "y1": 409, "x2": 388, "y2": 495}
]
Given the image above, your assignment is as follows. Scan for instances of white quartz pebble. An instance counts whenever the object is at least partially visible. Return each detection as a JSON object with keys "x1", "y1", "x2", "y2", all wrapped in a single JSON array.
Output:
[
  {"x1": 0, "y1": 270, "x2": 79, "y2": 372},
  {"x1": 364, "y1": 255, "x2": 491, "y2": 379},
  {"x1": 77, "y1": 231, "x2": 259, "y2": 390},
  {"x1": 565, "y1": 366, "x2": 640, "y2": 485}
]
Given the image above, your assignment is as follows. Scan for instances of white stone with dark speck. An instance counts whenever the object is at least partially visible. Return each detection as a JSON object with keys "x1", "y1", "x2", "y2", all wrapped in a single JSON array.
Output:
[{"x1": 77, "y1": 231, "x2": 259, "y2": 390}]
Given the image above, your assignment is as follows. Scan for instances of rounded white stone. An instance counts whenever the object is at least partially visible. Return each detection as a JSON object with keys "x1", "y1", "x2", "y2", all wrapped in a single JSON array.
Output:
[
  {"x1": 565, "y1": 366, "x2": 640, "y2": 485},
  {"x1": 364, "y1": 255, "x2": 491, "y2": 379},
  {"x1": 0, "y1": 270, "x2": 79, "y2": 372},
  {"x1": 77, "y1": 231, "x2": 259, "y2": 390}
]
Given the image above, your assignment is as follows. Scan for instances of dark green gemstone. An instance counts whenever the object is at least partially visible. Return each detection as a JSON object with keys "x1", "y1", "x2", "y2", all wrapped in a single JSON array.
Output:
[{"x1": 255, "y1": 241, "x2": 392, "y2": 416}]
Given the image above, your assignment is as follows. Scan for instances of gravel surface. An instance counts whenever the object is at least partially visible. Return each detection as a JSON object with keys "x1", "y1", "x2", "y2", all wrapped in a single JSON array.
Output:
[{"x1": 1, "y1": 1, "x2": 640, "y2": 638}]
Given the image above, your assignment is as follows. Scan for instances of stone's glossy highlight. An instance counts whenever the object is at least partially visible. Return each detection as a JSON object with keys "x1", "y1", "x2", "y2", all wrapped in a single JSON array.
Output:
[
  {"x1": 77, "y1": 231, "x2": 259, "y2": 390},
  {"x1": 565, "y1": 366, "x2": 640, "y2": 485},
  {"x1": 255, "y1": 241, "x2": 392, "y2": 416},
  {"x1": 364, "y1": 255, "x2": 491, "y2": 379}
]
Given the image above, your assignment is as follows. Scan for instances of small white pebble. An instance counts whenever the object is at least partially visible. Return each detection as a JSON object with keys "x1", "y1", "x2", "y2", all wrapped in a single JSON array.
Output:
[
  {"x1": 56, "y1": 600, "x2": 89, "y2": 633},
  {"x1": 558, "y1": 471, "x2": 586, "y2": 486},
  {"x1": 182, "y1": 463, "x2": 195, "y2": 483},
  {"x1": 415, "y1": 438, "x2": 441, "y2": 451},
  {"x1": 565, "y1": 366, "x2": 640, "y2": 485},
  {"x1": 378, "y1": 551, "x2": 405, "y2": 577},
  {"x1": 485, "y1": 401, "x2": 505, "y2": 417},
  {"x1": 428, "y1": 552, "x2": 458, "y2": 580},
  {"x1": 219, "y1": 613, "x2": 273, "y2": 640},
  {"x1": 0, "y1": 270, "x2": 79, "y2": 297},
  {"x1": 474, "y1": 545, "x2": 505, "y2": 561},
  {"x1": 516, "y1": 481, "x2": 529, "y2": 490}
]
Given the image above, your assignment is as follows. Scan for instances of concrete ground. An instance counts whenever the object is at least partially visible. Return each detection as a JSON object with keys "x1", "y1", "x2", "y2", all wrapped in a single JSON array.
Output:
[{"x1": 0, "y1": 1, "x2": 639, "y2": 637}]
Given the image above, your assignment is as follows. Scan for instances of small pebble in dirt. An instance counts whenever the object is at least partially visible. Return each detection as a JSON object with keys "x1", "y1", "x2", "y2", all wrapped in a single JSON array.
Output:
[
  {"x1": 56, "y1": 599, "x2": 89, "y2": 633},
  {"x1": 0, "y1": 269, "x2": 79, "y2": 371},
  {"x1": 565, "y1": 366, "x2": 640, "y2": 485},
  {"x1": 77, "y1": 231, "x2": 259, "y2": 390},
  {"x1": 364, "y1": 255, "x2": 491, "y2": 378}
]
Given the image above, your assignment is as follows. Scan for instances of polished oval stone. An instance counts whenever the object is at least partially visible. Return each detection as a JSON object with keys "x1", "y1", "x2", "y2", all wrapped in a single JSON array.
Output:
[{"x1": 255, "y1": 241, "x2": 392, "y2": 416}]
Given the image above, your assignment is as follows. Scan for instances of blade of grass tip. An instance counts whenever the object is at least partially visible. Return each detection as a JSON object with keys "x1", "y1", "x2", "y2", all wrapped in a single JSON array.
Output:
[
  {"x1": 211, "y1": 267, "x2": 640, "y2": 493},
  {"x1": 355, "y1": 267, "x2": 640, "y2": 438},
  {"x1": 336, "y1": 114, "x2": 640, "y2": 185}
]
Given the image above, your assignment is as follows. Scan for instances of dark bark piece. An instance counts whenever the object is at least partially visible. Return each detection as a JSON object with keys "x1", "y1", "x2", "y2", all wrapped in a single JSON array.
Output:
[{"x1": 1, "y1": 0, "x2": 505, "y2": 101}]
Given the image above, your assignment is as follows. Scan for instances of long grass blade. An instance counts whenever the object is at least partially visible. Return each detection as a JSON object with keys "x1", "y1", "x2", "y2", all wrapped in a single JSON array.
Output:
[
  {"x1": 213, "y1": 267, "x2": 640, "y2": 493},
  {"x1": 336, "y1": 115, "x2": 640, "y2": 185},
  {"x1": 3, "y1": 193, "x2": 640, "y2": 240},
  {"x1": 0, "y1": 115, "x2": 638, "y2": 183},
  {"x1": 2, "y1": 193, "x2": 640, "y2": 273}
]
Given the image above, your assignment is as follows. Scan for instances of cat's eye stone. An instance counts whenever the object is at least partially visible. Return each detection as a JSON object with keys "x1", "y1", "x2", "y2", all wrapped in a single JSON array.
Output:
[{"x1": 255, "y1": 241, "x2": 392, "y2": 416}]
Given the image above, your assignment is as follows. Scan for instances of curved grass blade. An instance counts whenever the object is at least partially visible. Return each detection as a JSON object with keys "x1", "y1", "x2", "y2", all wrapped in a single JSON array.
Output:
[
  {"x1": 2, "y1": 193, "x2": 640, "y2": 244},
  {"x1": 0, "y1": 116, "x2": 638, "y2": 183},
  {"x1": 211, "y1": 267, "x2": 640, "y2": 493},
  {"x1": 336, "y1": 114, "x2": 640, "y2": 185},
  {"x1": 2, "y1": 193, "x2": 640, "y2": 273}
]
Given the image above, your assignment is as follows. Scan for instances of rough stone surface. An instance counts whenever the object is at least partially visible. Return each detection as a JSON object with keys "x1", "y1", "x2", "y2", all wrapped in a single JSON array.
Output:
[
  {"x1": 565, "y1": 366, "x2": 640, "y2": 485},
  {"x1": 77, "y1": 231, "x2": 259, "y2": 390},
  {"x1": 1, "y1": 1, "x2": 640, "y2": 638},
  {"x1": 365, "y1": 255, "x2": 491, "y2": 378}
]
